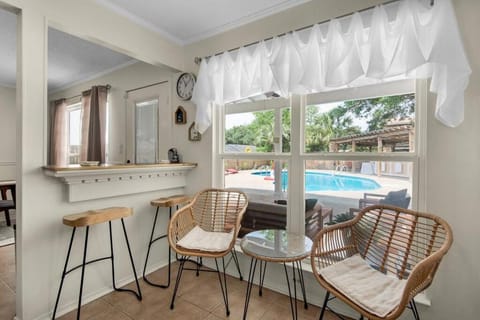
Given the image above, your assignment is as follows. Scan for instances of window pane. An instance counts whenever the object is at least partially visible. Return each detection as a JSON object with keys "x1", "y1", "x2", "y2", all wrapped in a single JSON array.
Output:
[
  {"x1": 304, "y1": 160, "x2": 412, "y2": 226},
  {"x1": 135, "y1": 99, "x2": 158, "y2": 164},
  {"x1": 224, "y1": 159, "x2": 288, "y2": 194},
  {"x1": 304, "y1": 94, "x2": 415, "y2": 153},
  {"x1": 68, "y1": 107, "x2": 81, "y2": 164},
  {"x1": 224, "y1": 107, "x2": 291, "y2": 154}
]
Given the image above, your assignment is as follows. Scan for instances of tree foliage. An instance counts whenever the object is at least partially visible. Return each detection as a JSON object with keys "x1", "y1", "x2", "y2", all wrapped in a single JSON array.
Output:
[{"x1": 224, "y1": 93, "x2": 414, "y2": 152}]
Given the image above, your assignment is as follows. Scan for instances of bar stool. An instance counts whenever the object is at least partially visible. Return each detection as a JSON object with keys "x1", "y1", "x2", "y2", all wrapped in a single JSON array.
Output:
[
  {"x1": 143, "y1": 195, "x2": 191, "y2": 287},
  {"x1": 52, "y1": 207, "x2": 142, "y2": 320}
]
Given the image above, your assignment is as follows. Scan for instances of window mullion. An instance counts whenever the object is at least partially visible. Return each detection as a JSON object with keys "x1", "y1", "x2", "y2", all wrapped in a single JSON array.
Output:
[{"x1": 287, "y1": 94, "x2": 304, "y2": 235}]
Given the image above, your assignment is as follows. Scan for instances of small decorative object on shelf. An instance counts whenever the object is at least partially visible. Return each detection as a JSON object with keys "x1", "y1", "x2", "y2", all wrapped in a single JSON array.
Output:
[
  {"x1": 188, "y1": 122, "x2": 201, "y2": 141},
  {"x1": 174, "y1": 106, "x2": 186, "y2": 124}
]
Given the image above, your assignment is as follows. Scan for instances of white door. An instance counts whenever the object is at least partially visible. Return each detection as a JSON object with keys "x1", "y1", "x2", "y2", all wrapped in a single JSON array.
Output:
[{"x1": 125, "y1": 82, "x2": 171, "y2": 163}]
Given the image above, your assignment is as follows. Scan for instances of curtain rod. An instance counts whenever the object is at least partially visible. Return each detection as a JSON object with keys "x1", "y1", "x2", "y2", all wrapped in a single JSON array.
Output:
[
  {"x1": 194, "y1": 0, "x2": 434, "y2": 65},
  {"x1": 64, "y1": 84, "x2": 111, "y2": 101},
  {"x1": 125, "y1": 80, "x2": 168, "y2": 94}
]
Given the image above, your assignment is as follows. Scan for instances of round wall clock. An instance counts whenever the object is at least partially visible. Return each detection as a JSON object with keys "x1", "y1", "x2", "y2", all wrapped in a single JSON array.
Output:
[{"x1": 176, "y1": 72, "x2": 196, "y2": 101}]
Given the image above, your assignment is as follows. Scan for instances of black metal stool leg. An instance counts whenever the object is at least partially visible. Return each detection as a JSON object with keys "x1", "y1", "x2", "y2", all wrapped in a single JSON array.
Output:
[
  {"x1": 77, "y1": 226, "x2": 90, "y2": 320},
  {"x1": 142, "y1": 207, "x2": 172, "y2": 288},
  {"x1": 52, "y1": 227, "x2": 77, "y2": 319},
  {"x1": 120, "y1": 218, "x2": 142, "y2": 300}
]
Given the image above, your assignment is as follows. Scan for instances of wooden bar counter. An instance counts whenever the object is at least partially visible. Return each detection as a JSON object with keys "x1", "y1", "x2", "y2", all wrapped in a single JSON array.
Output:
[{"x1": 43, "y1": 162, "x2": 197, "y2": 202}]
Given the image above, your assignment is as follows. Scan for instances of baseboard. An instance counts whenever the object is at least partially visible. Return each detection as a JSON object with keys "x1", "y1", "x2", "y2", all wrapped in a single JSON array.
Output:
[{"x1": 31, "y1": 260, "x2": 168, "y2": 320}]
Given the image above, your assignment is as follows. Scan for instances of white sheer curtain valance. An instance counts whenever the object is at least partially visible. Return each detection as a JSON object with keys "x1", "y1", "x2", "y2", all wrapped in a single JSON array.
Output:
[{"x1": 193, "y1": 0, "x2": 470, "y2": 134}]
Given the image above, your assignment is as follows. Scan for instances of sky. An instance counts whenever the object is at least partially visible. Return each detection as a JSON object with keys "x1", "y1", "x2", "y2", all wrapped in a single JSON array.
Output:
[{"x1": 225, "y1": 101, "x2": 368, "y2": 131}]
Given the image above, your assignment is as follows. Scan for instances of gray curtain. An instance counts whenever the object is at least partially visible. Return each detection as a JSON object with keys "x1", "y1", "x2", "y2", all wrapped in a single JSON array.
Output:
[{"x1": 80, "y1": 86, "x2": 108, "y2": 163}]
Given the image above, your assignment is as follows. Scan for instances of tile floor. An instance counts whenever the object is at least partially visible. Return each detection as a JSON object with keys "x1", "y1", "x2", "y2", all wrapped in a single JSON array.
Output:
[{"x1": 0, "y1": 244, "x2": 343, "y2": 320}]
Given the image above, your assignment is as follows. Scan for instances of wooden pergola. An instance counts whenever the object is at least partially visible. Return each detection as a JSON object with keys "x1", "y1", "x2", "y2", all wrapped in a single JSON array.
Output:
[
  {"x1": 329, "y1": 120, "x2": 415, "y2": 153},
  {"x1": 329, "y1": 120, "x2": 414, "y2": 175}
]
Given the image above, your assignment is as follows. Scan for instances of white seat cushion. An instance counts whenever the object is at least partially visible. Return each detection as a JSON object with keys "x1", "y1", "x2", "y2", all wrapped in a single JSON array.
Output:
[
  {"x1": 319, "y1": 254, "x2": 406, "y2": 318},
  {"x1": 177, "y1": 226, "x2": 234, "y2": 252}
]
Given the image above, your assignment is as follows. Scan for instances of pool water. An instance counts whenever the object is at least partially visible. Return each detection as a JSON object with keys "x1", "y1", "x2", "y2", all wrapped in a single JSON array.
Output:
[{"x1": 251, "y1": 170, "x2": 381, "y2": 191}]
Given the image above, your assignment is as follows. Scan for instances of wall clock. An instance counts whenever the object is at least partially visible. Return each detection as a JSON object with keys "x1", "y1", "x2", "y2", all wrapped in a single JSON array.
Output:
[{"x1": 176, "y1": 72, "x2": 196, "y2": 101}]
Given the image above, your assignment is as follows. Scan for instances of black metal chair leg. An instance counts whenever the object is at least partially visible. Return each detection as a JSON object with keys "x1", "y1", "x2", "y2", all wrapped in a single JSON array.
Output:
[
  {"x1": 76, "y1": 226, "x2": 90, "y2": 320},
  {"x1": 231, "y1": 249, "x2": 243, "y2": 280},
  {"x1": 170, "y1": 257, "x2": 187, "y2": 309},
  {"x1": 215, "y1": 257, "x2": 230, "y2": 316},
  {"x1": 319, "y1": 291, "x2": 330, "y2": 320},
  {"x1": 410, "y1": 300, "x2": 420, "y2": 320},
  {"x1": 52, "y1": 228, "x2": 77, "y2": 319}
]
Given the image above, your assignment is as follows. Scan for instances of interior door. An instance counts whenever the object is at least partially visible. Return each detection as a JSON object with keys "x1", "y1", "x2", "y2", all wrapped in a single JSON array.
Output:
[{"x1": 125, "y1": 82, "x2": 171, "y2": 163}]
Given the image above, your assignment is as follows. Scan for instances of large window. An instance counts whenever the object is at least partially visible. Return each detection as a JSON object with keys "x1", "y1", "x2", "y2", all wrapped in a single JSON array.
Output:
[{"x1": 217, "y1": 80, "x2": 424, "y2": 235}]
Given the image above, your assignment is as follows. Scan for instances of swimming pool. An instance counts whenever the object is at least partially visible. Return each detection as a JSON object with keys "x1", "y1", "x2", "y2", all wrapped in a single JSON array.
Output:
[{"x1": 251, "y1": 170, "x2": 381, "y2": 191}]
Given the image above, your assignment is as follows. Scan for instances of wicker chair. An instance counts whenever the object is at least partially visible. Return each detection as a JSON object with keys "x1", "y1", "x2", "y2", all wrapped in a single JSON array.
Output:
[
  {"x1": 311, "y1": 204, "x2": 453, "y2": 320},
  {"x1": 168, "y1": 188, "x2": 248, "y2": 316}
]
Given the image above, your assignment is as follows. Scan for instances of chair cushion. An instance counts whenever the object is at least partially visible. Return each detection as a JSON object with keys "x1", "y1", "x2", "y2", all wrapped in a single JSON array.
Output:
[
  {"x1": 319, "y1": 254, "x2": 406, "y2": 318},
  {"x1": 177, "y1": 226, "x2": 234, "y2": 252},
  {"x1": 380, "y1": 189, "x2": 407, "y2": 207}
]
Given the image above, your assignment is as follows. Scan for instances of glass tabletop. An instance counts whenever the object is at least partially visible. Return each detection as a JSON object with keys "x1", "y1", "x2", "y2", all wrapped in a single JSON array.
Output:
[{"x1": 240, "y1": 229, "x2": 313, "y2": 262}]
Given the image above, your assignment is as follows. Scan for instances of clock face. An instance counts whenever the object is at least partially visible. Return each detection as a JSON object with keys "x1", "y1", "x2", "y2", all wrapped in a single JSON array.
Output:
[{"x1": 176, "y1": 72, "x2": 196, "y2": 100}]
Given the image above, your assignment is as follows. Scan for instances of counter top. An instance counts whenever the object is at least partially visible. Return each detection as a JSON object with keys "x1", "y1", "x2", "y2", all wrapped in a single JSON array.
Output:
[
  {"x1": 43, "y1": 162, "x2": 197, "y2": 172},
  {"x1": 43, "y1": 162, "x2": 197, "y2": 202}
]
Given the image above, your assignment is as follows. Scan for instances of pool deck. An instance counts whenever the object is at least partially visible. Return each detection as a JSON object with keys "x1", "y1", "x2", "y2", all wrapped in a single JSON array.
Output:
[{"x1": 225, "y1": 169, "x2": 411, "y2": 218}]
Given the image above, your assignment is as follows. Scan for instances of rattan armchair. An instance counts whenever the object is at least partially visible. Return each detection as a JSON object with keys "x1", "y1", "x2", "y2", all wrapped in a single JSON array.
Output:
[
  {"x1": 311, "y1": 204, "x2": 453, "y2": 320},
  {"x1": 168, "y1": 188, "x2": 248, "y2": 316}
]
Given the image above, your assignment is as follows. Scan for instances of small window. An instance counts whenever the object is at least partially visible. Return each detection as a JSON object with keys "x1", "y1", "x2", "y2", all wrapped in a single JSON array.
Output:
[
  {"x1": 224, "y1": 97, "x2": 290, "y2": 154},
  {"x1": 66, "y1": 103, "x2": 82, "y2": 164}
]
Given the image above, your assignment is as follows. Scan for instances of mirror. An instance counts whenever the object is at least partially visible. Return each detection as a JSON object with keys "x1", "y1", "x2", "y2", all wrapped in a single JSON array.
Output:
[{"x1": 47, "y1": 27, "x2": 176, "y2": 165}]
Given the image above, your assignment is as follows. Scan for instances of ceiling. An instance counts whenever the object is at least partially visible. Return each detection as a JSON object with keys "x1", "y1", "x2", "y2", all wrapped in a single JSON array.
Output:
[
  {"x1": 95, "y1": 0, "x2": 309, "y2": 45},
  {"x1": 0, "y1": 0, "x2": 309, "y2": 91}
]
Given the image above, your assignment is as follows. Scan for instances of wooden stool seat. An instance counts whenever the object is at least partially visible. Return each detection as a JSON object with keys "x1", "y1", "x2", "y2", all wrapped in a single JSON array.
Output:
[
  {"x1": 150, "y1": 195, "x2": 191, "y2": 208},
  {"x1": 63, "y1": 207, "x2": 133, "y2": 228}
]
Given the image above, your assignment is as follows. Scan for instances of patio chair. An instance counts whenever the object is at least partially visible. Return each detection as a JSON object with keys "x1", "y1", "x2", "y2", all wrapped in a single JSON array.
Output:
[
  {"x1": 168, "y1": 188, "x2": 248, "y2": 316},
  {"x1": 311, "y1": 204, "x2": 453, "y2": 320},
  {"x1": 359, "y1": 189, "x2": 411, "y2": 209}
]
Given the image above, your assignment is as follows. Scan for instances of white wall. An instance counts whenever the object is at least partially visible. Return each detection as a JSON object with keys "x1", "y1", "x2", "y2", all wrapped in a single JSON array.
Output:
[
  {"x1": 183, "y1": 0, "x2": 480, "y2": 319},
  {"x1": 0, "y1": 0, "x2": 189, "y2": 319},
  {"x1": 0, "y1": 85, "x2": 16, "y2": 179}
]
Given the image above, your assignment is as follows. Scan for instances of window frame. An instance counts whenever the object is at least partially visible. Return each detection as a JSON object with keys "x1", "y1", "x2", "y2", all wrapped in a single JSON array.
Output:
[{"x1": 214, "y1": 79, "x2": 427, "y2": 234}]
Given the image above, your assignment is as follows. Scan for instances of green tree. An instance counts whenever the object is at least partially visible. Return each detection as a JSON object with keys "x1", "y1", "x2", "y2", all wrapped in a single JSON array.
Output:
[{"x1": 344, "y1": 94, "x2": 415, "y2": 131}]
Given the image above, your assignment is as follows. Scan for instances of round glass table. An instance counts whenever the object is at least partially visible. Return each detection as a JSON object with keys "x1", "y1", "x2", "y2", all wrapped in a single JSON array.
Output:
[{"x1": 240, "y1": 229, "x2": 313, "y2": 320}]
